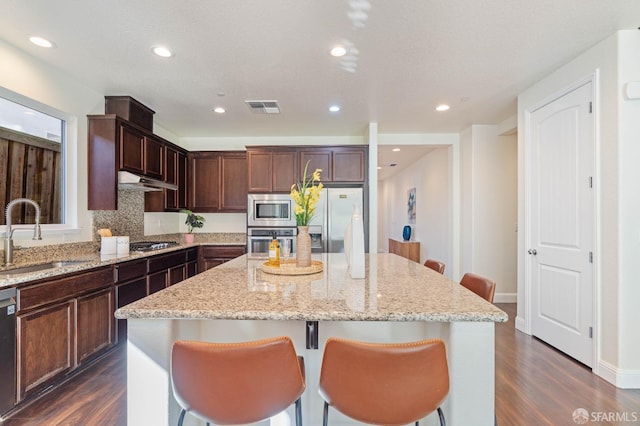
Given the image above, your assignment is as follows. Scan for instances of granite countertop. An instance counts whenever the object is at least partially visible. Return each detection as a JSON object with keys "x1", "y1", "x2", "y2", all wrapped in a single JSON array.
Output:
[
  {"x1": 0, "y1": 233, "x2": 246, "y2": 288},
  {"x1": 115, "y1": 253, "x2": 508, "y2": 323}
]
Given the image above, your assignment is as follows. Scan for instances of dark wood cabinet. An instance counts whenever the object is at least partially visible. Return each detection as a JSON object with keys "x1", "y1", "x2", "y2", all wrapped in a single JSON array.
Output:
[
  {"x1": 247, "y1": 149, "x2": 297, "y2": 192},
  {"x1": 199, "y1": 245, "x2": 246, "y2": 271},
  {"x1": 190, "y1": 151, "x2": 247, "y2": 212},
  {"x1": 76, "y1": 288, "x2": 114, "y2": 365},
  {"x1": 16, "y1": 267, "x2": 113, "y2": 402},
  {"x1": 247, "y1": 146, "x2": 367, "y2": 191},
  {"x1": 119, "y1": 123, "x2": 145, "y2": 174},
  {"x1": 17, "y1": 301, "x2": 73, "y2": 401},
  {"x1": 299, "y1": 146, "x2": 367, "y2": 182},
  {"x1": 88, "y1": 114, "x2": 181, "y2": 210},
  {"x1": 143, "y1": 136, "x2": 164, "y2": 179},
  {"x1": 299, "y1": 149, "x2": 332, "y2": 181}
]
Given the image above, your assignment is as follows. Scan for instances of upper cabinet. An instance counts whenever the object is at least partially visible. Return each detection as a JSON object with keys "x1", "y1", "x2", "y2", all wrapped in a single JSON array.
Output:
[
  {"x1": 189, "y1": 151, "x2": 247, "y2": 213},
  {"x1": 247, "y1": 146, "x2": 367, "y2": 192},
  {"x1": 88, "y1": 97, "x2": 186, "y2": 211},
  {"x1": 247, "y1": 149, "x2": 298, "y2": 193}
]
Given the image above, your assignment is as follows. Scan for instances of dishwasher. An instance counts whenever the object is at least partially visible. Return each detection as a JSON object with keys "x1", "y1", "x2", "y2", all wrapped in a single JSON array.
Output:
[{"x1": 0, "y1": 287, "x2": 16, "y2": 417}]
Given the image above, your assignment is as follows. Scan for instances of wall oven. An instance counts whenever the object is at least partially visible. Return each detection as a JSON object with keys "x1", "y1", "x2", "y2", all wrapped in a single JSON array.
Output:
[
  {"x1": 247, "y1": 194, "x2": 296, "y2": 228},
  {"x1": 247, "y1": 228, "x2": 296, "y2": 257}
]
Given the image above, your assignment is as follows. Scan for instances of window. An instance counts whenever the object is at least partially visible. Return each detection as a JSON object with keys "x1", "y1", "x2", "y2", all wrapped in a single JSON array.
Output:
[{"x1": 0, "y1": 94, "x2": 65, "y2": 225}]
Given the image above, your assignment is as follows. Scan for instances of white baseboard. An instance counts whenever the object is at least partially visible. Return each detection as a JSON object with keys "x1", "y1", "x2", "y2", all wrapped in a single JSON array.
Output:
[
  {"x1": 598, "y1": 360, "x2": 640, "y2": 389},
  {"x1": 515, "y1": 316, "x2": 528, "y2": 334},
  {"x1": 494, "y1": 292, "x2": 516, "y2": 303}
]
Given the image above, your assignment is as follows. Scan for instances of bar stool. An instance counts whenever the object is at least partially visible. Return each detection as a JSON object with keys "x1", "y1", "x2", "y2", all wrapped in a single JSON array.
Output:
[
  {"x1": 460, "y1": 272, "x2": 496, "y2": 303},
  {"x1": 424, "y1": 259, "x2": 446, "y2": 274},
  {"x1": 319, "y1": 338, "x2": 449, "y2": 426},
  {"x1": 171, "y1": 336, "x2": 306, "y2": 426}
]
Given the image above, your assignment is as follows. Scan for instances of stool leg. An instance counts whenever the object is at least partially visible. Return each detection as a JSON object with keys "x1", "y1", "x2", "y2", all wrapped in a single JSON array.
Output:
[
  {"x1": 295, "y1": 397, "x2": 303, "y2": 426},
  {"x1": 323, "y1": 401, "x2": 329, "y2": 426},
  {"x1": 177, "y1": 409, "x2": 186, "y2": 426},
  {"x1": 437, "y1": 407, "x2": 446, "y2": 426}
]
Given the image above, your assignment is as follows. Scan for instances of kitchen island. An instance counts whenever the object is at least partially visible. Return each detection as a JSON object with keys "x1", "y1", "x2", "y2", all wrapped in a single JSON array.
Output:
[{"x1": 116, "y1": 253, "x2": 507, "y2": 426}]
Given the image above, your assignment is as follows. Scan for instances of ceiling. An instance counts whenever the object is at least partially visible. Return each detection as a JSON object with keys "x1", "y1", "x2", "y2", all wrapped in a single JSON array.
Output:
[{"x1": 1, "y1": 1, "x2": 638, "y2": 178}]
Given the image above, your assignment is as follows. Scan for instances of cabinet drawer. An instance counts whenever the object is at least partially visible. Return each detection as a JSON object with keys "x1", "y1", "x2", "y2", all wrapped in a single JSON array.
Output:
[
  {"x1": 114, "y1": 259, "x2": 147, "y2": 283},
  {"x1": 186, "y1": 247, "x2": 198, "y2": 262},
  {"x1": 200, "y1": 245, "x2": 246, "y2": 258},
  {"x1": 148, "y1": 251, "x2": 185, "y2": 274},
  {"x1": 18, "y1": 267, "x2": 112, "y2": 313}
]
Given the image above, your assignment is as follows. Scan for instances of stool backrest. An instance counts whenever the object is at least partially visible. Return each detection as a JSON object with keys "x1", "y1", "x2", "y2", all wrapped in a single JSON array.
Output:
[
  {"x1": 171, "y1": 336, "x2": 305, "y2": 425},
  {"x1": 460, "y1": 272, "x2": 496, "y2": 303},
  {"x1": 319, "y1": 338, "x2": 449, "y2": 425},
  {"x1": 424, "y1": 259, "x2": 446, "y2": 274}
]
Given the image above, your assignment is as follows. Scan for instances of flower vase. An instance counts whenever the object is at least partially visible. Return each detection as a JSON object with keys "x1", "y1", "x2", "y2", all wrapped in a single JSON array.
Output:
[
  {"x1": 184, "y1": 233, "x2": 195, "y2": 244},
  {"x1": 296, "y1": 226, "x2": 312, "y2": 268}
]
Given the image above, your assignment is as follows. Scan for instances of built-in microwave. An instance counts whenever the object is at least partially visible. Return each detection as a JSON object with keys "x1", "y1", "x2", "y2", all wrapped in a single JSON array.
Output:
[{"x1": 247, "y1": 194, "x2": 296, "y2": 227}]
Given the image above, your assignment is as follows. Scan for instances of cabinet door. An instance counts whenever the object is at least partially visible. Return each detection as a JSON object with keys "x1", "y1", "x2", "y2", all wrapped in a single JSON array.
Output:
[
  {"x1": 186, "y1": 261, "x2": 198, "y2": 278},
  {"x1": 165, "y1": 146, "x2": 179, "y2": 210},
  {"x1": 221, "y1": 153, "x2": 248, "y2": 211},
  {"x1": 115, "y1": 277, "x2": 147, "y2": 342},
  {"x1": 77, "y1": 288, "x2": 114, "y2": 365},
  {"x1": 177, "y1": 152, "x2": 189, "y2": 209},
  {"x1": 333, "y1": 148, "x2": 366, "y2": 182},
  {"x1": 190, "y1": 153, "x2": 220, "y2": 212},
  {"x1": 119, "y1": 124, "x2": 145, "y2": 174},
  {"x1": 272, "y1": 151, "x2": 298, "y2": 192},
  {"x1": 168, "y1": 265, "x2": 185, "y2": 286},
  {"x1": 144, "y1": 136, "x2": 164, "y2": 179},
  {"x1": 148, "y1": 270, "x2": 167, "y2": 294},
  {"x1": 17, "y1": 301, "x2": 74, "y2": 401},
  {"x1": 299, "y1": 150, "x2": 332, "y2": 181},
  {"x1": 247, "y1": 151, "x2": 272, "y2": 192}
]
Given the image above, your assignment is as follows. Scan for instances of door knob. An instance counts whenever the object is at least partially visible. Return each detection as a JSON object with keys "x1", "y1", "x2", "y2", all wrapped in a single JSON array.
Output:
[{"x1": 528, "y1": 249, "x2": 537, "y2": 255}]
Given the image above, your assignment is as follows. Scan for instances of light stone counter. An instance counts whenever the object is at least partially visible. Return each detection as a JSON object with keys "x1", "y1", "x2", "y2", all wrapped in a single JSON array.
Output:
[
  {"x1": 120, "y1": 253, "x2": 506, "y2": 426},
  {"x1": 115, "y1": 253, "x2": 507, "y2": 323}
]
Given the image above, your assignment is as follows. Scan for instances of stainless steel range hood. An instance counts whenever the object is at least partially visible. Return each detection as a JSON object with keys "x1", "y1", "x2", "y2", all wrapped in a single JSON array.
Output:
[{"x1": 117, "y1": 170, "x2": 178, "y2": 192}]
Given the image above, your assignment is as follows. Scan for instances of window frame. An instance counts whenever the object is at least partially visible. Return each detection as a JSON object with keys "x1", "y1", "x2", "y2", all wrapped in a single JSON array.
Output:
[{"x1": 0, "y1": 87, "x2": 79, "y2": 234}]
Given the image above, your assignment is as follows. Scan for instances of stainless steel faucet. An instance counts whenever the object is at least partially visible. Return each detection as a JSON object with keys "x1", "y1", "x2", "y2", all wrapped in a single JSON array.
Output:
[{"x1": 4, "y1": 198, "x2": 42, "y2": 266}]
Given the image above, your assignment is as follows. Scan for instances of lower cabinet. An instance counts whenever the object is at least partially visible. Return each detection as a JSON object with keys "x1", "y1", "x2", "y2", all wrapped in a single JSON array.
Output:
[
  {"x1": 76, "y1": 288, "x2": 114, "y2": 364},
  {"x1": 16, "y1": 267, "x2": 113, "y2": 402},
  {"x1": 17, "y1": 301, "x2": 74, "y2": 401},
  {"x1": 199, "y1": 245, "x2": 246, "y2": 271}
]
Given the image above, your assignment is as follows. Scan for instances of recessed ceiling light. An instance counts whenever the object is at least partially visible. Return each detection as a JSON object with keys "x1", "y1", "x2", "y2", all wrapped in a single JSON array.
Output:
[
  {"x1": 152, "y1": 46, "x2": 173, "y2": 58},
  {"x1": 329, "y1": 105, "x2": 341, "y2": 112},
  {"x1": 377, "y1": 166, "x2": 382, "y2": 170},
  {"x1": 29, "y1": 36, "x2": 54, "y2": 48},
  {"x1": 213, "y1": 107, "x2": 225, "y2": 114},
  {"x1": 330, "y1": 46, "x2": 347, "y2": 57},
  {"x1": 436, "y1": 104, "x2": 450, "y2": 112},
  {"x1": 392, "y1": 148, "x2": 400, "y2": 152}
]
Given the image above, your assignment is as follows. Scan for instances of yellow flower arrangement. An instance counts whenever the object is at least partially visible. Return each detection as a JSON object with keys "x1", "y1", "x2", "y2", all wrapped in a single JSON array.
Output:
[{"x1": 290, "y1": 161, "x2": 323, "y2": 226}]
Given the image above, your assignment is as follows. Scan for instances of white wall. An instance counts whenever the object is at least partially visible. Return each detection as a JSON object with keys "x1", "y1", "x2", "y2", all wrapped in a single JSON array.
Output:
[
  {"x1": 460, "y1": 125, "x2": 518, "y2": 298},
  {"x1": 379, "y1": 147, "x2": 453, "y2": 277},
  {"x1": 518, "y1": 30, "x2": 640, "y2": 387}
]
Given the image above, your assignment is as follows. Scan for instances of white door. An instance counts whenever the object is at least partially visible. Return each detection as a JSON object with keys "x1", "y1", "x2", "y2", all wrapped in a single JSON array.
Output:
[{"x1": 529, "y1": 81, "x2": 594, "y2": 367}]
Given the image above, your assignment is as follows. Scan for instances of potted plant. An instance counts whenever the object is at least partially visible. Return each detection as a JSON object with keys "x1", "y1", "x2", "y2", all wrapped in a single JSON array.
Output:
[{"x1": 180, "y1": 209, "x2": 205, "y2": 243}]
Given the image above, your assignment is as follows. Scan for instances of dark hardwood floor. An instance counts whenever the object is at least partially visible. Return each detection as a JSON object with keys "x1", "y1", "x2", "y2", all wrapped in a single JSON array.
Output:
[{"x1": 2, "y1": 303, "x2": 639, "y2": 425}]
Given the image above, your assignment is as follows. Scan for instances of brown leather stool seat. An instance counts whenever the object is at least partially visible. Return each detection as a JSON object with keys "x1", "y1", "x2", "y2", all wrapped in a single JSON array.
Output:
[
  {"x1": 460, "y1": 272, "x2": 496, "y2": 303},
  {"x1": 171, "y1": 336, "x2": 306, "y2": 426},
  {"x1": 424, "y1": 259, "x2": 446, "y2": 274},
  {"x1": 319, "y1": 338, "x2": 449, "y2": 426}
]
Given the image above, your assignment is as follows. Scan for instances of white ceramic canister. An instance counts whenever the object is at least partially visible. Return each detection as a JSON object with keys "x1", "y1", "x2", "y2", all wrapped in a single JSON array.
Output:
[
  {"x1": 101, "y1": 236, "x2": 118, "y2": 255},
  {"x1": 116, "y1": 236, "x2": 130, "y2": 255}
]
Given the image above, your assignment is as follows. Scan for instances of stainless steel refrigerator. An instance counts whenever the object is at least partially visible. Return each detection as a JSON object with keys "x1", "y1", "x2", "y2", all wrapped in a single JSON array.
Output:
[{"x1": 309, "y1": 187, "x2": 364, "y2": 253}]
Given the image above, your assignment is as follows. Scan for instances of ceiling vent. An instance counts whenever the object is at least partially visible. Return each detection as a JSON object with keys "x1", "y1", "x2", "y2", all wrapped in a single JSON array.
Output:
[{"x1": 245, "y1": 100, "x2": 280, "y2": 114}]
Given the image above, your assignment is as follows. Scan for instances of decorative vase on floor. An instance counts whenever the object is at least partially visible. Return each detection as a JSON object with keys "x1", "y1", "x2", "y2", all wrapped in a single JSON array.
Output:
[
  {"x1": 402, "y1": 225, "x2": 412, "y2": 241},
  {"x1": 296, "y1": 226, "x2": 312, "y2": 267}
]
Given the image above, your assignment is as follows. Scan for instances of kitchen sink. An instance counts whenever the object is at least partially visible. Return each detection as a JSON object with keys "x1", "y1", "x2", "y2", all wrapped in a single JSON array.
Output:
[{"x1": 0, "y1": 260, "x2": 89, "y2": 276}]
